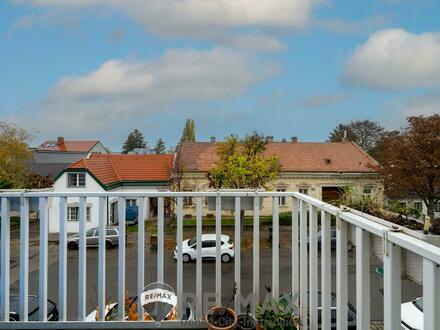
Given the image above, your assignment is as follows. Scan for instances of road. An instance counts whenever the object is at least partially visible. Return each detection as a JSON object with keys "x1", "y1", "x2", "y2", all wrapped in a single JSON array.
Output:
[{"x1": 10, "y1": 237, "x2": 422, "y2": 322}]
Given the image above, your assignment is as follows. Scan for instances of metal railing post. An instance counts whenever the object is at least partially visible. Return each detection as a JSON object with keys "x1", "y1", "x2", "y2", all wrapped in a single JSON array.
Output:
[
  {"x1": 19, "y1": 196, "x2": 29, "y2": 321},
  {"x1": 234, "y1": 197, "x2": 241, "y2": 313},
  {"x1": 1, "y1": 197, "x2": 10, "y2": 321},
  {"x1": 356, "y1": 227, "x2": 370, "y2": 328}
]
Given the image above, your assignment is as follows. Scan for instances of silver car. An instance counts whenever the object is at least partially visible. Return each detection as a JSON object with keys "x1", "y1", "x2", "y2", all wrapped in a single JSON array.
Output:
[{"x1": 67, "y1": 227, "x2": 119, "y2": 250}]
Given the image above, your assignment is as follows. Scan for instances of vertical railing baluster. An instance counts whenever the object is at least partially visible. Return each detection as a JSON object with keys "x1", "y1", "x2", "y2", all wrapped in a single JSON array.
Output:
[
  {"x1": 356, "y1": 227, "x2": 370, "y2": 328},
  {"x1": 19, "y1": 196, "x2": 29, "y2": 321},
  {"x1": 423, "y1": 258, "x2": 440, "y2": 330},
  {"x1": 272, "y1": 196, "x2": 279, "y2": 298},
  {"x1": 118, "y1": 197, "x2": 126, "y2": 320},
  {"x1": 1, "y1": 197, "x2": 10, "y2": 321},
  {"x1": 336, "y1": 216, "x2": 348, "y2": 330},
  {"x1": 252, "y1": 195, "x2": 260, "y2": 314},
  {"x1": 58, "y1": 197, "x2": 67, "y2": 321},
  {"x1": 321, "y1": 210, "x2": 331, "y2": 330},
  {"x1": 39, "y1": 197, "x2": 48, "y2": 321},
  {"x1": 78, "y1": 196, "x2": 86, "y2": 320},
  {"x1": 98, "y1": 197, "x2": 106, "y2": 322},
  {"x1": 292, "y1": 197, "x2": 299, "y2": 297},
  {"x1": 215, "y1": 195, "x2": 222, "y2": 306},
  {"x1": 137, "y1": 197, "x2": 145, "y2": 320},
  {"x1": 176, "y1": 197, "x2": 184, "y2": 320},
  {"x1": 157, "y1": 197, "x2": 164, "y2": 282},
  {"x1": 234, "y1": 197, "x2": 241, "y2": 313},
  {"x1": 196, "y1": 197, "x2": 203, "y2": 320},
  {"x1": 299, "y1": 200, "x2": 308, "y2": 330},
  {"x1": 309, "y1": 205, "x2": 318, "y2": 329},
  {"x1": 383, "y1": 240, "x2": 401, "y2": 330}
]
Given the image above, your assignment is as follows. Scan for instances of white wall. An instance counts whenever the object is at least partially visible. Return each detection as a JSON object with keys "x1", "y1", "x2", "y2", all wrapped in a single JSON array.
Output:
[
  {"x1": 48, "y1": 172, "x2": 105, "y2": 233},
  {"x1": 89, "y1": 142, "x2": 110, "y2": 154},
  {"x1": 48, "y1": 171, "x2": 168, "y2": 233}
]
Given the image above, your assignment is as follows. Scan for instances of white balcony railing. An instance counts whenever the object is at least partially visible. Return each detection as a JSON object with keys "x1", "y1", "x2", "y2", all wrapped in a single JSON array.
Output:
[{"x1": 0, "y1": 191, "x2": 439, "y2": 329}]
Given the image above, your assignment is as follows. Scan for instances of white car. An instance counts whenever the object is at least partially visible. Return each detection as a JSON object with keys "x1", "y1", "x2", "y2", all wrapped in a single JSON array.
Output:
[
  {"x1": 174, "y1": 234, "x2": 234, "y2": 263},
  {"x1": 401, "y1": 297, "x2": 423, "y2": 329}
]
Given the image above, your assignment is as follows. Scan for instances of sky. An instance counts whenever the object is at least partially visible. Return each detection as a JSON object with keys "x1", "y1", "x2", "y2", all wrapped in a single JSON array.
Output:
[{"x1": 1, "y1": 0, "x2": 440, "y2": 151}]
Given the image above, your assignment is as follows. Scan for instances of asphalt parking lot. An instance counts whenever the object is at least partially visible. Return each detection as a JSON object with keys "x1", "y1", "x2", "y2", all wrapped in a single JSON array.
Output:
[{"x1": 10, "y1": 231, "x2": 422, "y2": 322}]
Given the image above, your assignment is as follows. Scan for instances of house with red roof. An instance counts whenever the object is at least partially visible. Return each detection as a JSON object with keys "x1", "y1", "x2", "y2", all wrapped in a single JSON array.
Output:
[
  {"x1": 30, "y1": 136, "x2": 110, "y2": 180},
  {"x1": 48, "y1": 153, "x2": 174, "y2": 233},
  {"x1": 175, "y1": 137, "x2": 383, "y2": 217}
]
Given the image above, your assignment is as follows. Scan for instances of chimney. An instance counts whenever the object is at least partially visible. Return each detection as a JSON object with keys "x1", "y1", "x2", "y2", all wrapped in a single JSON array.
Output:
[
  {"x1": 266, "y1": 136, "x2": 274, "y2": 143},
  {"x1": 210, "y1": 136, "x2": 216, "y2": 143},
  {"x1": 342, "y1": 130, "x2": 347, "y2": 142},
  {"x1": 291, "y1": 136, "x2": 298, "y2": 143},
  {"x1": 57, "y1": 136, "x2": 65, "y2": 145}
]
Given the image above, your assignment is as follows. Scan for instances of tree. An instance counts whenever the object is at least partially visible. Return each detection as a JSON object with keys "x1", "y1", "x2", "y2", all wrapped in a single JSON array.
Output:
[
  {"x1": 153, "y1": 138, "x2": 166, "y2": 154},
  {"x1": 122, "y1": 129, "x2": 146, "y2": 154},
  {"x1": 180, "y1": 118, "x2": 195, "y2": 143},
  {"x1": 0, "y1": 121, "x2": 33, "y2": 188},
  {"x1": 328, "y1": 120, "x2": 386, "y2": 153},
  {"x1": 376, "y1": 115, "x2": 440, "y2": 227},
  {"x1": 25, "y1": 173, "x2": 53, "y2": 189},
  {"x1": 207, "y1": 132, "x2": 281, "y2": 189}
]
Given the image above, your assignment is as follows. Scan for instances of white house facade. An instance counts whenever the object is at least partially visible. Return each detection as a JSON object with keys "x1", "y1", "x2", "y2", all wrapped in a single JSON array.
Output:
[{"x1": 48, "y1": 154, "x2": 174, "y2": 233}]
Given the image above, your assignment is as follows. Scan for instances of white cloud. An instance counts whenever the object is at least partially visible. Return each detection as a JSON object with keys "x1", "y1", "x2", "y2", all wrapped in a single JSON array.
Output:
[
  {"x1": 400, "y1": 92, "x2": 440, "y2": 117},
  {"x1": 13, "y1": 0, "x2": 311, "y2": 34},
  {"x1": 343, "y1": 29, "x2": 440, "y2": 90},
  {"x1": 14, "y1": 48, "x2": 276, "y2": 136},
  {"x1": 301, "y1": 93, "x2": 349, "y2": 108}
]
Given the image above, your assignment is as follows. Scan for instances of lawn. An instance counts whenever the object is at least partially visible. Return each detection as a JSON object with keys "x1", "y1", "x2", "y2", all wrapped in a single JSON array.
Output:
[{"x1": 126, "y1": 212, "x2": 293, "y2": 233}]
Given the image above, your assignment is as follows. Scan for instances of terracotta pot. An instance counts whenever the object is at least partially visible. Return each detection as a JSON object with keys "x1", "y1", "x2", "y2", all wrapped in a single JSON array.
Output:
[{"x1": 206, "y1": 306, "x2": 237, "y2": 330}]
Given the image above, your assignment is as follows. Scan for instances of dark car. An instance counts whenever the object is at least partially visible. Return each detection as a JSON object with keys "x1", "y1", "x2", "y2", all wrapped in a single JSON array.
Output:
[{"x1": 8, "y1": 294, "x2": 59, "y2": 321}]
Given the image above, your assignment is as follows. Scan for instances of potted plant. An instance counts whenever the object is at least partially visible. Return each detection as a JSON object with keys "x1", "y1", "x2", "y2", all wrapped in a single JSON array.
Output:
[
  {"x1": 255, "y1": 287, "x2": 300, "y2": 330},
  {"x1": 206, "y1": 285, "x2": 237, "y2": 330},
  {"x1": 236, "y1": 304, "x2": 257, "y2": 330}
]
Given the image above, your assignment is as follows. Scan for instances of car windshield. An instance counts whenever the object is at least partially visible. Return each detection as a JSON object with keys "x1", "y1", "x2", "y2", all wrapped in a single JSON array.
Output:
[
  {"x1": 413, "y1": 298, "x2": 423, "y2": 312},
  {"x1": 188, "y1": 239, "x2": 196, "y2": 246}
]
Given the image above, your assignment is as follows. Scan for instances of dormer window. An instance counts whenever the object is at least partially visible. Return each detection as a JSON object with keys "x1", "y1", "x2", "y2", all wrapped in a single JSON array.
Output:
[{"x1": 68, "y1": 173, "x2": 86, "y2": 188}]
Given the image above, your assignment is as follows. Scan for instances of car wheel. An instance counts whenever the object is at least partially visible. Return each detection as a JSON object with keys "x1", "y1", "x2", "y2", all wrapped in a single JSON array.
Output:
[
  {"x1": 182, "y1": 253, "x2": 191, "y2": 263},
  {"x1": 221, "y1": 253, "x2": 231, "y2": 263},
  {"x1": 68, "y1": 241, "x2": 78, "y2": 250},
  {"x1": 106, "y1": 241, "x2": 113, "y2": 249}
]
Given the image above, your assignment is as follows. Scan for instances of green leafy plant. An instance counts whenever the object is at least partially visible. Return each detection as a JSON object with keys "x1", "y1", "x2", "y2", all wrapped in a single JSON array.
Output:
[{"x1": 256, "y1": 287, "x2": 300, "y2": 330}]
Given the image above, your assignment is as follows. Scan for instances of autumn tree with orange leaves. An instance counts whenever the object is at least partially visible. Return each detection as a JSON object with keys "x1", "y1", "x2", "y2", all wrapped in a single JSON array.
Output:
[{"x1": 376, "y1": 115, "x2": 440, "y2": 229}]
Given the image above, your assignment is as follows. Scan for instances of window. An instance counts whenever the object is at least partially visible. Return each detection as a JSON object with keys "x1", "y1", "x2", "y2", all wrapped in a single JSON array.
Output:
[
  {"x1": 67, "y1": 173, "x2": 85, "y2": 188},
  {"x1": 202, "y1": 240, "x2": 215, "y2": 248},
  {"x1": 398, "y1": 201, "x2": 407, "y2": 209},
  {"x1": 299, "y1": 188, "x2": 308, "y2": 195},
  {"x1": 363, "y1": 186, "x2": 374, "y2": 198},
  {"x1": 183, "y1": 191, "x2": 193, "y2": 207},
  {"x1": 126, "y1": 199, "x2": 137, "y2": 207},
  {"x1": 67, "y1": 206, "x2": 91, "y2": 221},
  {"x1": 106, "y1": 229, "x2": 118, "y2": 236},
  {"x1": 277, "y1": 188, "x2": 286, "y2": 206},
  {"x1": 86, "y1": 229, "x2": 95, "y2": 237},
  {"x1": 413, "y1": 201, "x2": 423, "y2": 211}
]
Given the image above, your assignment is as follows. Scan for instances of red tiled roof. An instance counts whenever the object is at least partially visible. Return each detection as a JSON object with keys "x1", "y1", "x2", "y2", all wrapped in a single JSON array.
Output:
[
  {"x1": 176, "y1": 141, "x2": 379, "y2": 173},
  {"x1": 38, "y1": 141, "x2": 99, "y2": 152},
  {"x1": 67, "y1": 154, "x2": 174, "y2": 187}
]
